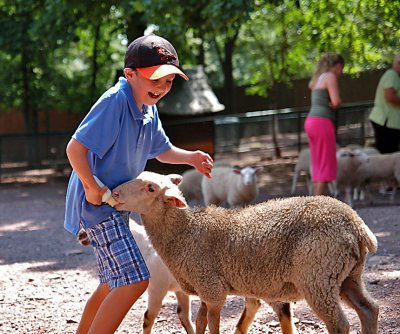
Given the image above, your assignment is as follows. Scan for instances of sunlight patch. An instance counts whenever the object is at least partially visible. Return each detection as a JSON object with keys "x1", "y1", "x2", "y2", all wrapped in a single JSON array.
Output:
[{"x1": 0, "y1": 220, "x2": 41, "y2": 234}]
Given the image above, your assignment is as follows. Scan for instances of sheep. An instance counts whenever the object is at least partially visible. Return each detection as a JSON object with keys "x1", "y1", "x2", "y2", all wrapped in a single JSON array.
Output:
[
  {"x1": 178, "y1": 168, "x2": 204, "y2": 206},
  {"x1": 334, "y1": 148, "x2": 369, "y2": 206},
  {"x1": 112, "y1": 171, "x2": 379, "y2": 334},
  {"x1": 291, "y1": 147, "x2": 335, "y2": 195},
  {"x1": 291, "y1": 147, "x2": 312, "y2": 194},
  {"x1": 359, "y1": 146, "x2": 380, "y2": 157},
  {"x1": 179, "y1": 162, "x2": 232, "y2": 207},
  {"x1": 77, "y1": 223, "x2": 195, "y2": 334},
  {"x1": 351, "y1": 147, "x2": 380, "y2": 202},
  {"x1": 355, "y1": 151, "x2": 400, "y2": 204},
  {"x1": 338, "y1": 145, "x2": 381, "y2": 202},
  {"x1": 201, "y1": 165, "x2": 263, "y2": 208}
]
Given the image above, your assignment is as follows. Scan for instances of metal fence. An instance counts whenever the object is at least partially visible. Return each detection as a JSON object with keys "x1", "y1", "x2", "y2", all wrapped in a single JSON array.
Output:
[
  {"x1": 0, "y1": 101, "x2": 374, "y2": 179},
  {"x1": 214, "y1": 101, "x2": 374, "y2": 154},
  {"x1": 0, "y1": 131, "x2": 72, "y2": 177}
]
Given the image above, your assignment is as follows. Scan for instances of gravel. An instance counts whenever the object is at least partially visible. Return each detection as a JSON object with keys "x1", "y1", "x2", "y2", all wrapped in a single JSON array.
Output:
[{"x1": 0, "y1": 163, "x2": 399, "y2": 333}]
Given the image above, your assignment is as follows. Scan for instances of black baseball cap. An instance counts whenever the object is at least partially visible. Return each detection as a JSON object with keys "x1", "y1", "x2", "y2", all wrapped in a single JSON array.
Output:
[{"x1": 124, "y1": 34, "x2": 188, "y2": 81}]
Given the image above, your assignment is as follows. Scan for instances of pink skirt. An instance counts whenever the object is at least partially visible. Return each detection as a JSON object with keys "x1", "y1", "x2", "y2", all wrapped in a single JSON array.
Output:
[{"x1": 304, "y1": 116, "x2": 337, "y2": 182}]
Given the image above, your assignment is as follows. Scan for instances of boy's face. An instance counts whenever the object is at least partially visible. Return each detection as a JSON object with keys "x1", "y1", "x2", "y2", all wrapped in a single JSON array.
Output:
[{"x1": 125, "y1": 68, "x2": 175, "y2": 107}]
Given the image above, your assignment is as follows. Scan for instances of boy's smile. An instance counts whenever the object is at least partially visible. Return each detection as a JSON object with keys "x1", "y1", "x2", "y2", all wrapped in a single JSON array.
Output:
[{"x1": 124, "y1": 68, "x2": 175, "y2": 111}]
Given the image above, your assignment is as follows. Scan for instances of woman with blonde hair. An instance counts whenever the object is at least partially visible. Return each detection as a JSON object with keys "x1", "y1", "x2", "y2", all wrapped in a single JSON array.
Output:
[{"x1": 304, "y1": 52, "x2": 345, "y2": 195}]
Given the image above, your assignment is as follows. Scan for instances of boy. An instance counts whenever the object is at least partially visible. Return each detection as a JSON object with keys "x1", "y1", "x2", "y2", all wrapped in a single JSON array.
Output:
[{"x1": 64, "y1": 34, "x2": 213, "y2": 333}]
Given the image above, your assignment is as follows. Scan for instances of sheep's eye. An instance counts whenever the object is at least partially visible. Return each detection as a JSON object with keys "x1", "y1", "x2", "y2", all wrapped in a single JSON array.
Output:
[{"x1": 148, "y1": 184, "x2": 155, "y2": 193}]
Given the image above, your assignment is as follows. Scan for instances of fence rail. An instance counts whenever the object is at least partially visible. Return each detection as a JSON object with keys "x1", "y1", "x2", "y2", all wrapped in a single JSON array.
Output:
[
  {"x1": 0, "y1": 101, "x2": 374, "y2": 180},
  {"x1": 212, "y1": 101, "x2": 374, "y2": 154}
]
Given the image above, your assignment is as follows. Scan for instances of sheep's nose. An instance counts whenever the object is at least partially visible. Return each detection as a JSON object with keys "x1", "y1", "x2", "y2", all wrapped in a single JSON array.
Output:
[{"x1": 112, "y1": 190, "x2": 121, "y2": 201}]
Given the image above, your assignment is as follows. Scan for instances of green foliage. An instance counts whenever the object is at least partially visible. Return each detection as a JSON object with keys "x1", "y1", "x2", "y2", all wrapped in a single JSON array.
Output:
[
  {"x1": 236, "y1": 1, "x2": 312, "y2": 95},
  {"x1": 234, "y1": 0, "x2": 400, "y2": 96},
  {"x1": 0, "y1": 0, "x2": 400, "y2": 131}
]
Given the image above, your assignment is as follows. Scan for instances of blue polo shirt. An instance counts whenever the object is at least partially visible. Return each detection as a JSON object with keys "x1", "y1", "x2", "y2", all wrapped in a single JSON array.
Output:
[{"x1": 64, "y1": 77, "x2": 172, "y2": 235}]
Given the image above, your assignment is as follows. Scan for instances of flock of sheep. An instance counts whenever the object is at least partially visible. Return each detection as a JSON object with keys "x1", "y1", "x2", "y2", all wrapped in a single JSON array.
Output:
[
  {"x1": 291, "y1": 144, "x2": 400, "y2": 207},
  {"x1": 79, "y1": 148, "x2": 388, "y2": 333}
]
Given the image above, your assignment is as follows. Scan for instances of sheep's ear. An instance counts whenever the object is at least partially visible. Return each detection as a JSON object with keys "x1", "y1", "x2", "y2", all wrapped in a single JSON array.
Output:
[
  {"x1": 167, "y1": 174, "x2": 183, "y2": 185},
  {"x1": 164, "y1": 188, "x2": 188, "y2": 209},
  {"x1": 255, "y1": 166, "x2": 264, "y2": 174},
  {"x1": 233, "y1": 167, "x2": 241, "y2": 174}
]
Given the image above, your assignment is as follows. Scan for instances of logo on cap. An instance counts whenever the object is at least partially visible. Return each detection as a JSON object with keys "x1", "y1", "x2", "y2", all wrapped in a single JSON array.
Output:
[{"x1": 152, "y1": 44, "x2": 177, "y2": 62}]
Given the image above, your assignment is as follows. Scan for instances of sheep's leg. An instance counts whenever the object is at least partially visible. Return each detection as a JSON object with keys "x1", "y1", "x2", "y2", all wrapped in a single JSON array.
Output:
[
  {"x1": 390, "y1": 183, "x2": 397, "y2": 203},
  {"x1": 352, "y1": 188, "x2": 358, "y2": 201},
  {"x1": 344, "y1": 187, "x2": 353, "y2": 207},
  {"x1": 363, "y1": 184, "x2": 374, "y2": 205},
  {"x1": 195, "y1": 301, "x2": 208, "y2": 334},
  {"x1": 340, "y1": 277, "x2": 379, "y2": 334},
  {"x1": 270, "y1": 302, "x2": 297, "y2": 334},
  {"x1": 175, "y1": 291, "x2": 195, "y2": 334},
  {"x1": 302, "y1": 289, "x2": 349, "y2": 334},
  {"x1": 328, "y1": 181, "x2": 336, "y2": 196},
  {"x1": 143, "y1": 287, "x2": 168, "y2": 334},
  {"x1": 234, "y1": 297, "x2": 261, "y2": 334},
  {"x1": 205, "y1": 301, "x2": 224, "y2": 334},
  {"x1": 353, "y1": 187, "x2": 364, "y2": 201}
]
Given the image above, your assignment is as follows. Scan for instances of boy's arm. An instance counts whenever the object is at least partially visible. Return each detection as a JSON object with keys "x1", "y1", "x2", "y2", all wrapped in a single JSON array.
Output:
[
  {"x1": 156, "y1": 145, "x2": 213, "y2": 178},
  {"x1": 66, "y1": 138, "x2": 108, "y2": 205}
]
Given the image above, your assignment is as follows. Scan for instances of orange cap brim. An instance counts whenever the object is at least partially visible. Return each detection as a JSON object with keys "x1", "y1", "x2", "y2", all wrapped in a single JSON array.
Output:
[{"x1": 137, "y1": 65, "x2": 189, "y2": 81}]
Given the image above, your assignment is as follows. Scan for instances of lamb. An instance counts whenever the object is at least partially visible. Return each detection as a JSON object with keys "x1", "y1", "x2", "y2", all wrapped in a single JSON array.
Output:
[
  {"x1": 334, "y1": 147, "x2": 369, "y2": 206},
  {"x1": 350, "y1": 147, "x2": 380, "y2": 202},
  {"x1": 178, "y1": 168, "x2": 204, "y2": 206},
  {"x1": 291, "y1": 147, "x2": 312, "y2": 194},
  {"x1": 179, "y1": 162, "x2": 232, "y2": 207},
  {"x1": 291, "y1": 147, "x2": 335, "y2": 195},
  {"x1": 359, "y1": 146, "x2": 380, "y2": 157},
  {"x1": 355, "y1": 151, "x2": 400, "y2": 204},
  {"x1": 112, "y1": 171, "x2": 379, "y2": 334},
  {"x1": 201, "y1": 165, "x2": 263, "y2": 207},
  {"x1": 78, "y1": 223, "x2": 195, "y2": 334}
]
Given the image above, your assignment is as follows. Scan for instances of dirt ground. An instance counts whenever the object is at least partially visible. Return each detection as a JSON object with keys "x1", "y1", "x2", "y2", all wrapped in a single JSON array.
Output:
[{"x1": 0, "y1": 157, "x2": 399, "y2": 334}]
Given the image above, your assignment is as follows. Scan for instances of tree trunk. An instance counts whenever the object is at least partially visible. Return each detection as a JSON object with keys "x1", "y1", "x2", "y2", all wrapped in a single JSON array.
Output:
[
  {"x1": 222, "y1": 31, "x2": 239, "y2": 114},
  {"x1": 21, "y1": 49, "x2": 31, "y2": 133},
  {"x1": 21, "y1": 49, "x2": 40, "y2": 166}
]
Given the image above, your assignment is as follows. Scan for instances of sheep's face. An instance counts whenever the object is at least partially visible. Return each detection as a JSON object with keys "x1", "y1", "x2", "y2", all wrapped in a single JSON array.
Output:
[
  {"x1": 337, "y1": 148, "x2": 369, "y2": 164},
  {"x1": 112, "y1": 171, "x2": 188, "y2": 213},
  {"x1": 233, "y1": 166, "x2": 263, "y2": 186}
]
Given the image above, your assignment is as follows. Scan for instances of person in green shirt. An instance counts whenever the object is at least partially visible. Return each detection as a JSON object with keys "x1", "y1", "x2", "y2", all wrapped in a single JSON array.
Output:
[{"x1": 369, "y1": 53, "x2": 400, "y2": 153}]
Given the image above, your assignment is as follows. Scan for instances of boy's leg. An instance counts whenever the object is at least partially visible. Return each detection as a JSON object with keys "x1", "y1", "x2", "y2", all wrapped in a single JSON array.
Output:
[
  {"x1": 76, "y1": 283, "x2": 110, "y2": 334},
  {"x1": 82, "y1": 212, "x2": 151, "y2": 333},
  {"x1": 88, "y1": 280, "x2": 149, "y2": 334}
]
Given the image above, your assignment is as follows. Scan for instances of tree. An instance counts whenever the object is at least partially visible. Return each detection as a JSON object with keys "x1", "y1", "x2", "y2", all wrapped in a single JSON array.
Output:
[
  {"x1": 1, "y1": 0, "x2": 400, "y2": 133},
  {"x1": 236, "y1": 0, "x2": 400, "y2": 98},
  {"x1": 138, "y1": 0, "x2": 261, "y2": 113}
]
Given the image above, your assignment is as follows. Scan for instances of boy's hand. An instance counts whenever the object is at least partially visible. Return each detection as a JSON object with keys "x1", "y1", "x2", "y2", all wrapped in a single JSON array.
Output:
[
  {"x1": 192, "y1": 151, "x2": 213, "y2": 178},
  {"x1": 85, "y1": 184, "x2": 108, "y2": 206}
]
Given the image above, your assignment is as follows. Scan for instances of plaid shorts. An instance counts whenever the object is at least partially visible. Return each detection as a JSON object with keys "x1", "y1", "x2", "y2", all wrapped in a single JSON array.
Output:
[{"x1": 85, "y1": 211, "x2": 150, "y2": 289}]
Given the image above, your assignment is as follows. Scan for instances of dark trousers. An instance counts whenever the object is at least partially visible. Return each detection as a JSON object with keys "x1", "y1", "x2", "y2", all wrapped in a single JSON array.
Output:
[{"x1": 370, "y1": 120, "x2": 400, "y2": 154}]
